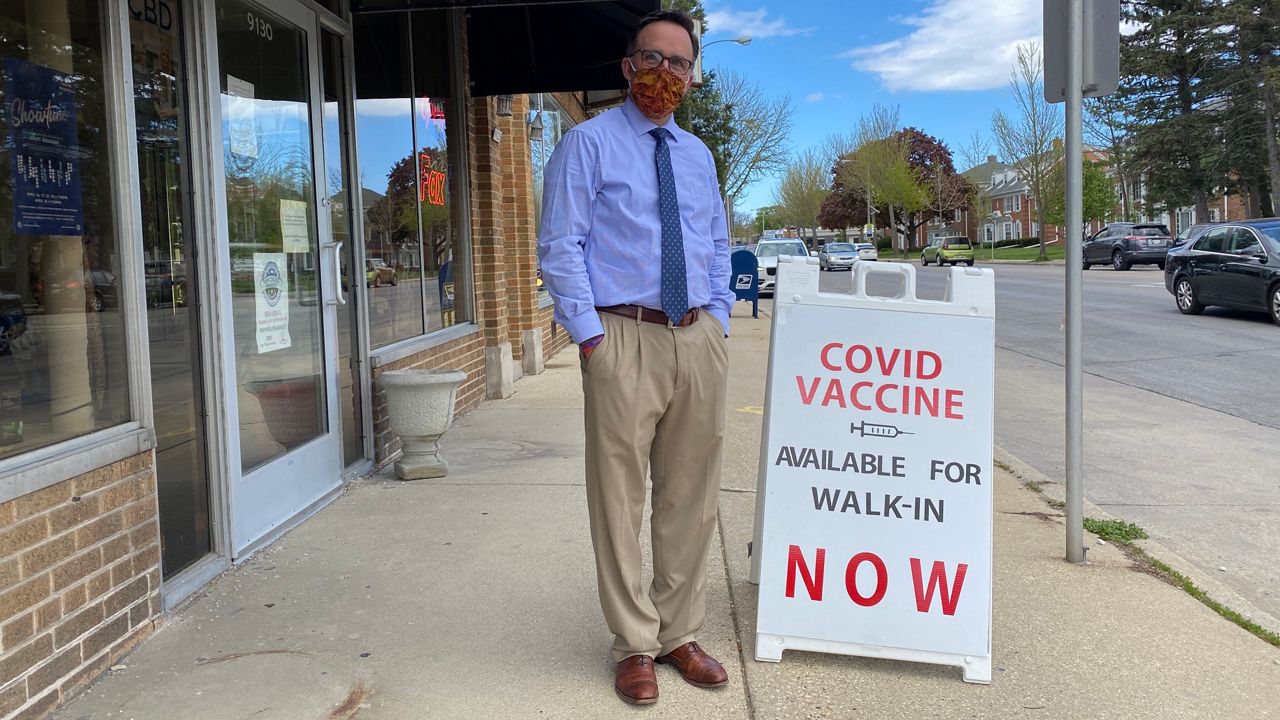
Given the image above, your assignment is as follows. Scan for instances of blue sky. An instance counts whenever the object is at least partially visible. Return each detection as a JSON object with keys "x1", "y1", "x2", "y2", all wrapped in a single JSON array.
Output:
[{"x1": 700, "y1": 0, "x2": 1044, "y2": 216}]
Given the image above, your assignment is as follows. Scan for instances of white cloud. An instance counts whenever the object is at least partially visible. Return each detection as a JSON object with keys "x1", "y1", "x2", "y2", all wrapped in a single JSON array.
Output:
[
  {"x1": 843, "y1": 0, "x2": 1041, "y2": 92},
  {"x1": 806, "y1": 92, "x2": 824, "y2": 103},
  {"x1": 355, "y1": 98, "x2": 414, "y2": 117},
  {"x1": 705, "y1": 7, "x2": 813, "y2": 39}
]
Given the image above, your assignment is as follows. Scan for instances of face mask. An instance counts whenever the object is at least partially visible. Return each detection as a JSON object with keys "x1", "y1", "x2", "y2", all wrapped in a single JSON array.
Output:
[{"x1": 628, "y1": 60, "x2": 688, "y2": 118}]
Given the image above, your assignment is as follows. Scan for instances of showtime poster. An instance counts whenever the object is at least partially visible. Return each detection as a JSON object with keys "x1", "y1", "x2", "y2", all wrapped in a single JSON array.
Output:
[{"x1": 5, "y1": 57, "x2": 83, "y2": 236}]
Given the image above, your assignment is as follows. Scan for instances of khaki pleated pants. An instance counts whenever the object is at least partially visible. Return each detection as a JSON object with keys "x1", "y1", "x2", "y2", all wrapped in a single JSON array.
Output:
[{"x1": 581, "y1": 308, "x2": 729, "y2": 662}]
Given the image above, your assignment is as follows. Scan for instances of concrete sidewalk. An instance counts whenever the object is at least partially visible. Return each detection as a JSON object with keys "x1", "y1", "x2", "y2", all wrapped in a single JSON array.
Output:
[{"x1": 54, "y1": 308, "x2": 1280, "y2": 719}]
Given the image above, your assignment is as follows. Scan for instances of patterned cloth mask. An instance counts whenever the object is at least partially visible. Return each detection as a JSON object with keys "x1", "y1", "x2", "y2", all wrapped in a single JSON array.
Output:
[{"x1": 629, "y1": 62, "x2": 689, "y2": 118}]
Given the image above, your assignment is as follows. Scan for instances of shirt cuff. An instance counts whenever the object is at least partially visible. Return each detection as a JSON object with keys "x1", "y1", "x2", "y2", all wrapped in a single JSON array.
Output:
[
  {"x1": 562, "y1": 309, "x2": 604, "y2": 345},
  {"x1": 708, "y1": 308, "x2": 730, "y2": 338}
]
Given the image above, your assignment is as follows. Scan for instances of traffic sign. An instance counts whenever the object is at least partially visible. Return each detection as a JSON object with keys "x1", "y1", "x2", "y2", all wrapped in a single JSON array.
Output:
[
  {"x1": 750, "y1": 258, "x2": 995, "y2": 683},
  {"x1": 1044, "y1": 0, "x2": 1119, "y2": 103}
]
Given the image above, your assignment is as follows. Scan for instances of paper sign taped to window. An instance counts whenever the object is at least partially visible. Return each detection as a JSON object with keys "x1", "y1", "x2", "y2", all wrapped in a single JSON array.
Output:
[{"x1": 254, "y1": 253, "x2": 290, "y2": 353}]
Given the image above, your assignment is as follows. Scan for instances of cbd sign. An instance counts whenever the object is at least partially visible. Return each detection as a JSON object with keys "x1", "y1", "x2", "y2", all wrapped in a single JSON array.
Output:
[{"x1": 128, "y1": 0, "x2": 174, "y2": 31}]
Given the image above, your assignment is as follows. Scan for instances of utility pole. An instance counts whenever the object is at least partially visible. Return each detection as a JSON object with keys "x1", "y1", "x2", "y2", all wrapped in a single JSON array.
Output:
[
  {"x1": 1046, "y1": 0, "x2": 1117, "y2": 564},
  {"x1": 1064, "y1": 0, "x2": 1086, "y2": 563}
]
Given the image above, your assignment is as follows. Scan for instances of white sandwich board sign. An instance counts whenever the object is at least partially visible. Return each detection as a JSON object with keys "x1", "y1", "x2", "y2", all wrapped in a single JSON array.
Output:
[{"x1": 750, "y1": 257, "x2": 995, "y2": 683}]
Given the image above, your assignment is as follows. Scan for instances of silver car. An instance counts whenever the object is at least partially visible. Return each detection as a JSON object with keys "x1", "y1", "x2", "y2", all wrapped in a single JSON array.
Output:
[
  {"x1": 818, "y1": 242, "x2": 860, "y2": 271},
  {"x1": 856, "y1": 242, "x2": 879, "y2": 261}
]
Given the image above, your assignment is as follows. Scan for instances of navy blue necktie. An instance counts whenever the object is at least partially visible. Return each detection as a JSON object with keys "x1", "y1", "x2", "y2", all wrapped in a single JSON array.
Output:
[{"x1": 650, "y1": 128, "x2": 689, "y2": 325}]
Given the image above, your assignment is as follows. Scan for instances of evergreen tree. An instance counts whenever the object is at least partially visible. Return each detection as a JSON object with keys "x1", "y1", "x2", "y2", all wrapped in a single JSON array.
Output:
[{"x1": 1119, "y1": 0, "x2": 1224, "y2": 219}]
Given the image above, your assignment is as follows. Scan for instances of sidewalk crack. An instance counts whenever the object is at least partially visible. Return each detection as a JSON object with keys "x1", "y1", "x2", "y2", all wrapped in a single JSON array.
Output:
[{"x1": 718, "y1": 509, "x2": 756, "y2": 720}]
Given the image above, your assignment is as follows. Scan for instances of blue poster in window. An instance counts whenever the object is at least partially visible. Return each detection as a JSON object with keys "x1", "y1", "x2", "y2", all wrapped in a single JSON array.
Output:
[{"x1": 5, "y1": 57, "x2": 83, "y2": 236}]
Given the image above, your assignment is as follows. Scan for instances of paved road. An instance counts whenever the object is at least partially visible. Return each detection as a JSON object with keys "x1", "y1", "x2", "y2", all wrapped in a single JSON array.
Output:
[{"x1": 814, "y1": 261, "x2": 1280, "y2": 624}]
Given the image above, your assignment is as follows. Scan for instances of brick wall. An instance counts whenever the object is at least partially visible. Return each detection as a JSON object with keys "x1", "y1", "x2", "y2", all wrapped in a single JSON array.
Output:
[
  {"x1": 539, "y1": 302, "x2": 572, "y2": 362},
  {"x1": 0, "y1": 452, "x2": 161, "y2": 719}
]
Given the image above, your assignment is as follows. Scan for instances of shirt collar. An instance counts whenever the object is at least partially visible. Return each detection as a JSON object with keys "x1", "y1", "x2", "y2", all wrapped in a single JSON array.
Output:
[{"x1": 622, "y1": 97, "x2": 681, "y2": 142}]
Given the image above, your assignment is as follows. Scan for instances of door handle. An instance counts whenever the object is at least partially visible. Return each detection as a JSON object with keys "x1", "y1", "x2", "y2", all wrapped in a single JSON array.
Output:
[{"x1": 327, "y1": 241, "x2": 347, "y2": 306}]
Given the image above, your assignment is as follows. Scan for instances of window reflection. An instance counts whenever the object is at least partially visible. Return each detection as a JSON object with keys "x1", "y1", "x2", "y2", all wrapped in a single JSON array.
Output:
[
  {"x1": 215, "y1": 0, "x2": 327, "y2": 471},
  {"x1": 0, "y1": 0, "x2": 130, "y2": 458},
  {"x1": 354, "y1": 10, "x2": 466, "y2": 348}
]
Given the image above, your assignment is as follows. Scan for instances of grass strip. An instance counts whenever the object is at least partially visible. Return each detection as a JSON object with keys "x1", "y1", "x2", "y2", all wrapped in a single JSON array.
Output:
[
  {"x1": 1083, "y1": 518, "x2": 1149, "y2": 544},
  {"x1": 1136, "y1": 550, "x2": 1280, "y2": 648},
  {"x1": 996, "y1": 461, "x2": 1280, "y2": 648}
]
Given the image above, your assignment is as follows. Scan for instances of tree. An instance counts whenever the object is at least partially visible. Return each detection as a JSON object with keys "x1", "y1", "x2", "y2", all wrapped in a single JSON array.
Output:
[
  {"x1": 1118, "y1": 0, "x2": 1222, "y2": 220},
  {"x1": 774, "y1": 149, "x2": 829, "y2": 247},
  {"x1": 1085, "y1": 96, "x2": 1138, "y2": 221},
  {"x1": 878, "y1": 128, "x2": 970, "y2": 248},
  {"x1": 991, "y1": 41, "x2": 1063, "y2": 261},
  {"x1": 828, "y1": 104, "x2": 910, "y2": 248},
  {"x1": 957, "y1": 130, "x2": 995, "y2": 239},
  {"x1": 675, "y1": 70, "x2": 735, "y2": 189},
  {"x1": 755, "y1": 205, "x2": 784, "y2": 233},
  {"x1": 717, "y1": 69, "x2": 795, "y2": 203},
  {"x1": 1210, "y1": 0, "x2": 1278, "y2": 217},
  {"x1": 1043, "y1": 159, "x2": 1119, "y2": 227},
  {"x1": 731, "y1": 209, "x2": 756, "y2": 239},
  {"x1": 957, "y1": 129, "x2": 993, "y2": 172}
]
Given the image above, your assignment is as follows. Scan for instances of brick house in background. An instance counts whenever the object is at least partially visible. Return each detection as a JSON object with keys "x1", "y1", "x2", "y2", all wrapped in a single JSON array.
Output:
[{"x1": 928, "y1": 148, "x2": 1258, "y2": 251}]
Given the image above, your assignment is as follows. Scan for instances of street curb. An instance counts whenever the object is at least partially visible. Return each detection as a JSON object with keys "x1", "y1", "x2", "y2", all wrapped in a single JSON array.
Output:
[
  {"x1": 878, "y1": 258, "x2": 1068, "y2": 267},
  {"x1": 993, "y1": 445, "x2": 1280, "y2": 641}
]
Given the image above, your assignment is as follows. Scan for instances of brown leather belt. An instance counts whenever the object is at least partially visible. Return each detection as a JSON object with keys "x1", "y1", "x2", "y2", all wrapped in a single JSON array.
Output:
[{"x1": 597, "y1": 304, "x2": 699, "y2": 328}]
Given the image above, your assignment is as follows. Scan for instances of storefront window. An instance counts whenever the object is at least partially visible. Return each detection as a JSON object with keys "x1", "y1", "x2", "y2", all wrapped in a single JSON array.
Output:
[
  {"x1": 131, "y1": 0, "x2": 212, "y2": 577},
  {"x1": 353, "y1": 10, "x2": 467, "y2": 348},
  {"x1": 529, "y1": 94, "x2": 573, "y2": 297},
  {"x1": 0, "y1": 0, "x2": 130, "y2": 459}
]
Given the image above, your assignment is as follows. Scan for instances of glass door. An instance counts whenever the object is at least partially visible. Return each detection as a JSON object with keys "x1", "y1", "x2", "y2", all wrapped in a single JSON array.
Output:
[
  {"x1": 130, "y1": 0, "x2": 213, "y2": 578},
  {"x1": 209, "y1": 0, "x2": 342, "y2": 555}
]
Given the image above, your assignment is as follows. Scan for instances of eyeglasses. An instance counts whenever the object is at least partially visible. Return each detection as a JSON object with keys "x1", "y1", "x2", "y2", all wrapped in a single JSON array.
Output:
[{"x1": 630, "y1": 49, "x2": 695, "y2": 76}]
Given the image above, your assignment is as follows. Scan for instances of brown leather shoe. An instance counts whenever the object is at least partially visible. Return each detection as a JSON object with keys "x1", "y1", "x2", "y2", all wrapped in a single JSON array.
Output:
[
  {"x1": 656, "y1": 641, "x2": 729, "y2": 688},
  {"x1": 614, "y1": 655, "x2": 659, "y2": 705}
]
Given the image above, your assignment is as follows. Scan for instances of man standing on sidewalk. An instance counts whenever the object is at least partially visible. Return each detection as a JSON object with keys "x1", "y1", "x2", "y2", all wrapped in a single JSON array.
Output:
[{"x1": 537, "y1": 9, "x2": 735, "y2": 707}]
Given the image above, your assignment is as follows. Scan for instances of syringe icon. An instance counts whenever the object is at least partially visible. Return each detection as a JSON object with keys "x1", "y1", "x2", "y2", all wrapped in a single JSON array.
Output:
[{"x1": 850, "y1": 421, "x2": 914, "y2": 439}]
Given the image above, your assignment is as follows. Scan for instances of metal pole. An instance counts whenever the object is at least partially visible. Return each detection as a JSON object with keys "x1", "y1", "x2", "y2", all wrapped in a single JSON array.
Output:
[{"x1": 1064, "y1": 0, "x2": 1086, "y2": 564}]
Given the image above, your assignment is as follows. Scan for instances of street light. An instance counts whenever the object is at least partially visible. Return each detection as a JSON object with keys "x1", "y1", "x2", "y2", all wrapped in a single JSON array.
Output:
[{"x1": 703, "y1": 36, "x2": 753, "y2": 49}]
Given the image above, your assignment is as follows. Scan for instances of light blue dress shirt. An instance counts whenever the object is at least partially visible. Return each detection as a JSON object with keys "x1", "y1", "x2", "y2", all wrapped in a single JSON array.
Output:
[{"x1": 538, "y1": 98, "x2": 735, "y2": 344}]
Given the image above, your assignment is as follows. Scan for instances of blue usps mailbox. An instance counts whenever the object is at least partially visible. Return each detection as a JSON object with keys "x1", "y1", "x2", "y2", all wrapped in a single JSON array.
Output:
[{"x1": 731, "y1": 249, "x2": 759, "y2": 318}]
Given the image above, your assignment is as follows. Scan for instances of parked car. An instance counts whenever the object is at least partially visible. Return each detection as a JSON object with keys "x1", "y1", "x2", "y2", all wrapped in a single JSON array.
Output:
[
  {"x1": 1171, "y1": 222, "x2": 1218, "y2": 251},
  {"x1": 753, "y1": 239, "x2": 809, "y2": 295},
  {"x1": 144, "y1": 261, "x2": 186, "y2": 307},
  {"x1": 365, "y1": 258, "x2": 397, "y2": 287},
  {"x1": 0, "y1": 290, "x2": 25, "y2": 356},
  {"x1": 921, "y1": 236, "x2": 975, "y2": 266},
  {"x1": 1165, "y1": 219, "x2": 1280, "y2": 325},
  {"x1": 1084, "y1": 222, "x2": 1172, "y2": 270},
  {"x1": 817, "y1": 242, "x2": 860, "y2": 271},
  {"x1": 855, "y1": 242, "x2": 879, "y2": 261},
  {"x1": 85, "y1": 269, "x2": 118, "y2": 312}
]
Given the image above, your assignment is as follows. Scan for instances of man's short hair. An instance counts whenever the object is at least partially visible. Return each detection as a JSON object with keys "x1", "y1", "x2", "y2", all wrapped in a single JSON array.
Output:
[{"x1": 627, "y1": 10, "x2": 700, "y2": 59}]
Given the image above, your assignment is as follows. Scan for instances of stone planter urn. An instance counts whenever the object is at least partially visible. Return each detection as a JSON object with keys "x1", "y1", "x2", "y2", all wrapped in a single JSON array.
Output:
[{"x1": 379, "y1": 368, "x2": 467, "y2": 479}]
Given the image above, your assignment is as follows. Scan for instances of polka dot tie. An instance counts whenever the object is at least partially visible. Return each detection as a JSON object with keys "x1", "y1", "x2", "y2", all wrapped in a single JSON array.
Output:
[{"x1": 650, "y1": 128, "x2": 689, "y2": 326}]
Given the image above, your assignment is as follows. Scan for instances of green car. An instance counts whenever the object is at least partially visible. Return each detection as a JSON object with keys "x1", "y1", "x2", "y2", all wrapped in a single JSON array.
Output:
[{"x1": 921, "y1": 236, "x2": 975, "y2": 267}]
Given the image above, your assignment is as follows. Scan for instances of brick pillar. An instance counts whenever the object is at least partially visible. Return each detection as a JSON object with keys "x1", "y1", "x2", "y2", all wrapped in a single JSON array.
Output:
[
  {"x1": 469, "y1": 96, "x2": 515, "y2": 398},
  {"x1": 501, "y1": 96, "x2": 544, "y2": 375}
]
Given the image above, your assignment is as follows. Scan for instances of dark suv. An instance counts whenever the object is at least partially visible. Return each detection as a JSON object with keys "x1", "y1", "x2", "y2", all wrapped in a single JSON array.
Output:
[{"x1": 1084, "y1": 223, "x2": 1173, "y2": 270}]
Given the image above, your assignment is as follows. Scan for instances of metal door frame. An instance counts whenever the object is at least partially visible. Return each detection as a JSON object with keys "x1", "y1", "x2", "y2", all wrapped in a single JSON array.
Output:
[{"x1": 198, "y1": 0, "x2": 344, "y2": 562}]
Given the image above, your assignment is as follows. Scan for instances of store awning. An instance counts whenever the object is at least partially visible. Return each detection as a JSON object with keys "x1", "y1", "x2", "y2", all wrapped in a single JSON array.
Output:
[{"x1": 352, "y1": 0, "x2": 659, "y2": 96}]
